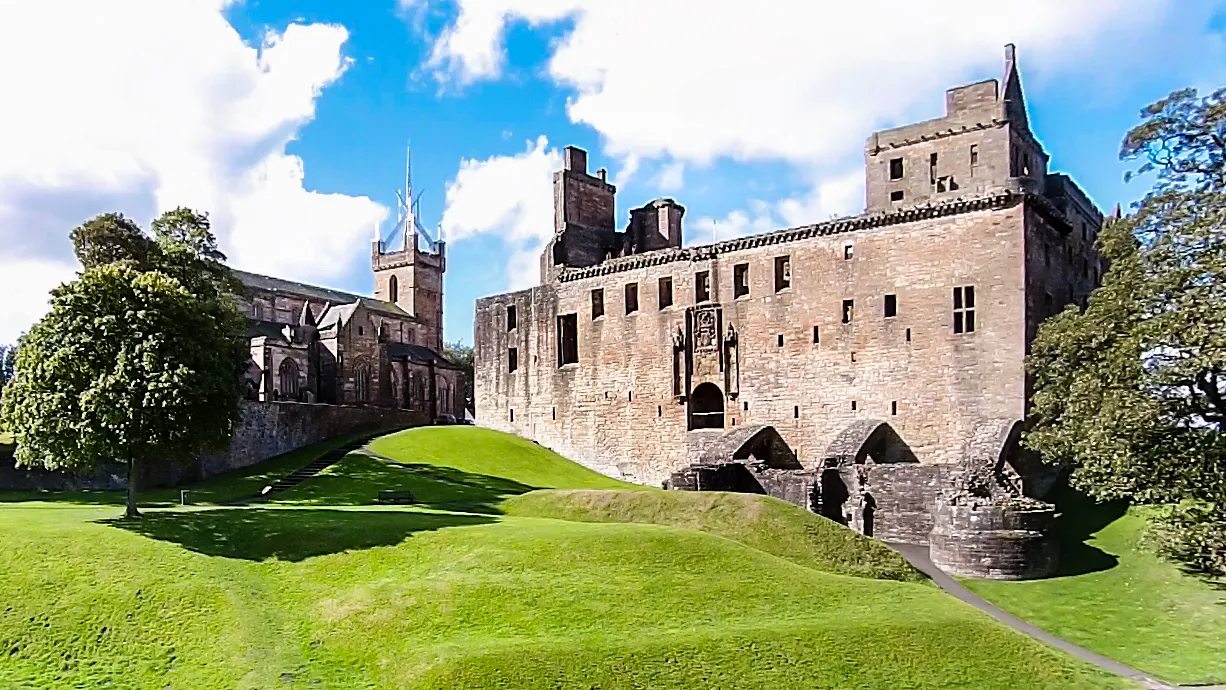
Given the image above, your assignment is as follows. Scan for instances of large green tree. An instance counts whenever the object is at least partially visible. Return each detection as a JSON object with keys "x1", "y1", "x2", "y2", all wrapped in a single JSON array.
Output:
[
  {"x1": 1, "y1": 209, "x2": 248, "y2": 517},
  {"x1": 1026, "y1": 87, "x2": 1226, "y2": 576}
]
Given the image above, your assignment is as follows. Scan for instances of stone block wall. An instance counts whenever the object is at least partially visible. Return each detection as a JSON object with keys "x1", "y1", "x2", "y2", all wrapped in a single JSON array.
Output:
[{"x1": 929, "y1": 499, "x2": 1059, "y2": 579}]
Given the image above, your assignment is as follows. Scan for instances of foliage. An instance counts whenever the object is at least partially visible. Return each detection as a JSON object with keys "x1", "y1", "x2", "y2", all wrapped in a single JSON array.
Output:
[
  {"x1": 1, "y1": 209, "x2": 248, "y2": 517},
  {"x1": 1025, "y1": 87, "x2": 1226, "y2": 576},
  {"x1": 443, "y1": 340, "x2": 474, "y2": 413}
]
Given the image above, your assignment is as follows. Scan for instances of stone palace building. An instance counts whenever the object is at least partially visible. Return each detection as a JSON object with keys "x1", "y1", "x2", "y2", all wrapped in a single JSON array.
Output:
[{"x1": 473, "y1": 46, "x2": 1106, "y2": 579}]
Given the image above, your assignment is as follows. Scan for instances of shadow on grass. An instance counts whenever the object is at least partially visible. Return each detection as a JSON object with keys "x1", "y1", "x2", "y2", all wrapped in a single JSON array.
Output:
[
  {"x1": 102, "y1": 508, "x2": 496, "y2": 561},
  {"x1": 1048, "y1": 481, "x2": 1126, "y2": 577},
  {"x1": 273, "y1": 452, "x2": 536, "y2": 514}
]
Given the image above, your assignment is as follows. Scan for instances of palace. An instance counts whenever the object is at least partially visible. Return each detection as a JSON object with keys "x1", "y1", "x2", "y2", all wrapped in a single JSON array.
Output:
[{"x1": 473, "y1": 46, "x2": 1105, "y2": 579}]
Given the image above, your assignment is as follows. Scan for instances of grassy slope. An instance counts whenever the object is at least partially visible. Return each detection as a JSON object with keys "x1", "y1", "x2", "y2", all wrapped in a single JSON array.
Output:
[
  {"x1": 505, "y1": 489, "x2": 921, "y2": 582},
  {"x1": 964, "y1": 488, "x2": 1226, "y2": 685},
  {"x1": 0, "y1": 427, "x2": 1130, "y2": 688},
  {"x1": 0, "y1": 504, "x2": 1126, "y2": 690}
]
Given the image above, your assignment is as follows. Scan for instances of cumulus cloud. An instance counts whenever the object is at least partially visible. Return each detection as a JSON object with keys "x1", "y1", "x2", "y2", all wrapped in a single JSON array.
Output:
[
  {"x1": 0, "y1": 0, "x2": 385, "y2": 343},
  {"x1": 690, "y1": 171, "x2": 863, "y2": 244},
  {"x1": 653, "y1": 162, "x2": 686, "y2": 193},
  {"x1": 440, "y1": 136, "x2": 562, "y2": 288}
]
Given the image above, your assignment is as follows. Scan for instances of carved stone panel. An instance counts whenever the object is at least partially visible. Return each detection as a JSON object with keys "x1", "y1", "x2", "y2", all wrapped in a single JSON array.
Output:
[{"x1": 694, "y1": 306, "x2": 719, "y2": 352}]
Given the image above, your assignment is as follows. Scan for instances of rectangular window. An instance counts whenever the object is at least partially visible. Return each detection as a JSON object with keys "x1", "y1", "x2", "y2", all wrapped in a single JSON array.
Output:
[
  {"x1": 890, "y1": 190, "x2": 904, "y2": 202},
  {"x1": 884, "y1": 294, "x2": 897, "y2": 318},
  {"x1": 774, "y1": 256, "x2": 791, "y2": 292},
  {"x1": 812, "y1": 325, "x2": 820, "y2": 344},
  {"x1": 970, "y1": 144, "x2": 979, "y2": 167},
  {"x1": 891, "y1": 401, "x2": 898, "y2": 416},
  {"x1": 658, "y1": 277, "x2": 673, "y2": 309},
  {"x1": 842, "y1": 299, "x2": 854, "y2": 324},
  {"x1": 591, "y1": 289, "x2": 604, "y2": 319},
  {"x1": 953, "y1": 285, "x2": 976, "y2": 334},
  {"x1": 557, "y1": 314, "x2": 578, "y2": 366},
  {"x1": 506, "y1": 304, "x2": 517, "y2": 331},
  {"x1": 695, "y1": 271, "x2": 711, "y2": 303},
  {"x1": 777, "y1": 334, "x2": 784, "y2": 347},
  {"x1": 889, "y1": 157, "x2": 904, "y2": 180},
  {"x1": 733, "y1": 263, "x2": 749, "y2": 298},
  {"x1": 624, "y1": 283, "x2": 639, "y2": 314},
  {"x1": 844, "y1": 244, "x2": 854, "y2": 260},
  {"x1": 508, "y1": 347, "x2": 518, "y2": 373},
  {"x1": 929, "y1": 152, "x2": 938, "y2": 185}
]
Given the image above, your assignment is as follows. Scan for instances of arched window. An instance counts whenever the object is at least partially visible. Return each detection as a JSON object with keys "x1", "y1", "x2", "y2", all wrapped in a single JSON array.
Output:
[
  {"x1": 355, "y1": 363, "x2": 371, "y2": 404},
  {"x1": 688, "y1": 382, "x2": 725, "y2": 430},
  {"x1": 388, "y1": 275, "x2": 399, "y2": 304},
  {"x1": 278, "y1": 359, "x2": 300, "y2": 401}
]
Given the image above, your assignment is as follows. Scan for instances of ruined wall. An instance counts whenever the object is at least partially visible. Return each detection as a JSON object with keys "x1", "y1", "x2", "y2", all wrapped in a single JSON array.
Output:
[
  {"x1": 476, "y1": 198, "x2": 1032, "y2": 485},
  {"x1": 0, "y1": 401, "x2": 426, "y2": 491}
]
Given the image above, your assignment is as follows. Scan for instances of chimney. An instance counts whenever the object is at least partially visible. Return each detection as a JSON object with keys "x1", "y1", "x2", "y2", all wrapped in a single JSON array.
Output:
[
  {"x1": 564, "y1": 146, "x2": 588, "y2": 174},
  {"x1": 597, "y1": 168, "x2": 607, "y2": 182}
]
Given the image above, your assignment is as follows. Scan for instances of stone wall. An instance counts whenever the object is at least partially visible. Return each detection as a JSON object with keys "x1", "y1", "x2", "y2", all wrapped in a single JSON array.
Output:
[
  {"x1": 929, "y1": 498, "x2": 1059, "y2": 579},
  {"x1": 0, "y1": 401, "x2": 426, "y2": 491}
]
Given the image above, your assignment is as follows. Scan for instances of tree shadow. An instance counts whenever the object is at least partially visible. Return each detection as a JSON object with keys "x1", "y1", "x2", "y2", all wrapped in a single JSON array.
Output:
[
  {"x1": 101, "y1": 508, "x2": 496, "y2": 561},
  {"x1": 1048, "y1": 480, "x2": 1127, "y2": 577},
  {"x1": 269, "y1": 452, "x2": 537, "y2": 514}
]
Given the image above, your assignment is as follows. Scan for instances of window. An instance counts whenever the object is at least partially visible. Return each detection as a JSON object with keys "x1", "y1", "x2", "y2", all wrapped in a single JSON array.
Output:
[
  {"x1": 906, "y1": 328, "x2": 912, "y2": 342},
  {"x1": 553, "y1": 407, "x2": 557, "y2": 420},
  {"x1": 929, "y1": 152, "x2": 938, "y2": 185},
  {"x1": 777, "y1": 334, "x2": 784, "y2": 347},
  {"x1": 357, "y1": 326, "x2": 364, "y2": 336},
  {"x1": 557, "y1": 314, "x2": 578, "y2": 366},
  {"x1": 388, "y1": 275, "x2": 399, "y2": 304},
  {"x1": 891, "y1": 401, "x2": 898, "y2": 416},
  {"x1": 953, "y1": 285, "x2": 976, "y2": 334},
  {"x1": 625, "y1": 283, "x2": 639, "y2": 314},
  {"x1": 889, "y1": 157, "x2": 904, "y2": 180},
  {"x1": 506, "y1": 304, "x2": 517, "y2": 331},
  {"x1": 510, "y1": 408, "x2": 514, "y2": 422},
  {"x1": 774, "y1": 256, "x2": 791, "y2": 292},
  {"x1": 658, "y1": 277, "x2": 674, "y2": 309},
  {"x1": 793, "y1": 405, "x2": 799, "y2": 419},
  {"x1": 591, "y1": 289, "x2": 604, "y2": 319},
  {"x1": 890, "y1": 190, "x2": 904, "y2": 203},
  {"x1": 508, "y1": 347, "x2": 518, "y2": 373},
  {"x1": 812, "y1": 325, "x2": 820, "y2": 344},
  {"x1": 695, "y1": 271, "x2": 711, "y2": 303},
  {"x1": 851, "y1": 400, "x2": 858, "y2": 411},
  {"x1": 733, "y1": 263, "x2": 749, "y2": 298},
  {"x1": 278, "y1": 358, "x2": 300, "y2": 401},
  {"x1": 842, "y1": 299, "x2": 854, "y2": 324},
  {"x1": 969, "y1": 144, "x2": 979, "y2": 172},
  {"x1": 844, "y1": 244, "x2": 854, "y2": 260},
  {"x1": 884, "y1": 294, "x2": 897, "y2": 318}
]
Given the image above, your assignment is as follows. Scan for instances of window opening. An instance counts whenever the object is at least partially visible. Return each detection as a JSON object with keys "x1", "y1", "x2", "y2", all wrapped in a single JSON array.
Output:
[
  {"x1": 695, "y1": 271, "x2": 711, "y2": 303},
  {"x1": 851, "y1": 400, "x2": 858, "y2": 411},
  {"x1": 625, "y1": 283, "x2": 639, "y2": 314},
  {"x1": 929, "y1": 152, "x2": 938, "y2": 185},
  {"x1": 793, "y1": 405, "x2": 799, "y2": 419},
  {"x1": 733, "y1": 263, "x2": 749, "y2": 298},
  {"x1": 812, "y1": 325, "x2": 820, "y2": 344},
  {"x1": 891, "y1": 401, "x2": 898, "y2": 416},
  {"x1": 953, "y1": 285, "x2": 976, "y2": 334},
  {"x1": 659, "y1": 276, "x2": 673, "y2": 309},
  {"x1": 889, "y1": 157, "x2": 904, "y2": 180},
  {"x1": 510, "y1": 408, "x2": 514, "y2": 422},
  {"x1": 777, "y1": 334, "x2": 784, "y2": 347},
  {"x1": 844, "y1": 244, "x2": 854, "y2": 260},
  {"x1": 774, "y1": 256, "x2": 791, "y2": 292},
  {"x1": 906, "y1": 328, "x2": 911, "y2": 342},
  {"x1": 884, "y1": 294, "x2": 897, "y2": 318},
  {"x1": 591, "y1": 289, "x2": 604, "y2": 319},
  {"x1": 557, "y1": 314, "x2": 578, "y2": 365},
  {"x1": 506, "y1": 304, "x2": 517, "y2": 331},
  {"x1": 508, "y1": 347, "x2": 518, "y2": 373},
  {"x1": 688, "y1": 382, "x2": 726, "y2": 430},
  {"x1": 890, "y1": 190, "x2": 904, "y2": 203},
  {"x1": 842, "y1": 299, "x2": 854, "y2": 324}
]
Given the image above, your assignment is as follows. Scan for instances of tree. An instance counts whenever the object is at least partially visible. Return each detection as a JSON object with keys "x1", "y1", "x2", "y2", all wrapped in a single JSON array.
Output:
[
  {"x1": 0, "y1": 342, "x2": 15, "y2": 389},
  {"x1": 444, "y1": 340, "x2": 475, "y2": 414},
  {"x1": 1, "y1": 209, "x2": 248, "y2": 517},
  {"x1": 1025, "y1": 87, "x2": 1226, "y2": 576}
]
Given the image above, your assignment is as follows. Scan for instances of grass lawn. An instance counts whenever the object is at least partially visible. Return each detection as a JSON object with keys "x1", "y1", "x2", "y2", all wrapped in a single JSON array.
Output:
[
  {"x1": 964, "y1": 485, "x2": 1226, "y2": 686},
  {"x1": 0, "y1": 427, "x2": 1133, "y2": 689}
]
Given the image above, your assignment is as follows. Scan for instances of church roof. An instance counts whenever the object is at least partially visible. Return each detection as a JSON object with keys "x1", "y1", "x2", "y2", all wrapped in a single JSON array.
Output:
[
  {"x1": 244, "y1": 318, "x2": 294, "y2": 346},
  {"x1": 232, "y1": 268, "x2": 413, "y2": 319},
  {"x1": 386, "y1": 342, "x2": 460, "y2": 369}
]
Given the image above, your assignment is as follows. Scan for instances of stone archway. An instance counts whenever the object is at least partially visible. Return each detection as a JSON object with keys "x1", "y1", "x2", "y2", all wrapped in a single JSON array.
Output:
[
  {"x1": 823, "y1": 419, "x2": 918, "y2": 466},
  {"x1": 698, "y1": 424, "x2": 801, "y2": 469},
  {"x1": 688, "y1": 382, "x2": 725, "y2": 430}
]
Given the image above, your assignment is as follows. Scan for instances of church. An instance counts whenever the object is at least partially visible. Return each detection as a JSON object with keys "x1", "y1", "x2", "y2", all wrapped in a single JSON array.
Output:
[{"x1": 234, "y1": 171, "x2": 464, "y2": 420}]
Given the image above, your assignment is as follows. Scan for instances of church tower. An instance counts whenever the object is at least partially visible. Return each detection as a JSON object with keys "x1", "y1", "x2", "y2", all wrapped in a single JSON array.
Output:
[{"x1": 372, "y1": 145, "x2": 446, "y2": 352}]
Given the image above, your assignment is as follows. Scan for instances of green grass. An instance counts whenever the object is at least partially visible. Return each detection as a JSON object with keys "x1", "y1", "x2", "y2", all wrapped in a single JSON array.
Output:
[
  {"x1": 505, "y1": 489, "x2": 922, "y2": 582},
  {"x1": 964, "y1": 486, "x2": 1226, "y2": 685},
  {"x1": 0, "y1": 427, "x2": 1134, "y2": 689}
]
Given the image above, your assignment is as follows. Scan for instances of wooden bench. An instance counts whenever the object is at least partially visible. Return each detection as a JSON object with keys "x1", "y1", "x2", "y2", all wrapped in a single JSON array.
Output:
[{"x1": 377, "y1": 490, "x2": 416, "y2": 505}]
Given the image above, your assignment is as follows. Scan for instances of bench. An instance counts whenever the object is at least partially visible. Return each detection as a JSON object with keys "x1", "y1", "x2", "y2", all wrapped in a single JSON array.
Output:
[{"x1": 377, "y1": 490, "x2": 416, "y2": 505}]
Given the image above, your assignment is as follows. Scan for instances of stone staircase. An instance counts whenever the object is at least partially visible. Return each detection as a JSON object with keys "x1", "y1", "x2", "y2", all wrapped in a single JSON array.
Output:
[{"x1": 260, "y1": 435, "x2": 374, "y2": 497}]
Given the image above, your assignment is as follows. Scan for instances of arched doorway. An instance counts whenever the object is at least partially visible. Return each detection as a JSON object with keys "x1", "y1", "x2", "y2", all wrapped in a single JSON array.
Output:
[
  {"x1": 278, "y1": 358, "x2": 300, "y2": 401},
  {"x1": 688, "y1": 382, "x2": 725, "y2": 430}
]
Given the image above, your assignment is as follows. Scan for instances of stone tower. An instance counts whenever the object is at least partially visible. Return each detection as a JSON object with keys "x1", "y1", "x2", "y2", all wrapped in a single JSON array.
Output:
[{"x1": 372, "y1": 231, "x2": 446, "y2": 353}]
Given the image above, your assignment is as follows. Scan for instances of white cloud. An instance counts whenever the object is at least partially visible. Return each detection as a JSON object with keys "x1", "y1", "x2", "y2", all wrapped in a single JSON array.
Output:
[
  {"x1": 440, "y1": 136, "x2": 562, "y2": 288},
  {"x1": 691, "y1": 170, "x2": 864, "y2": 244},
  {"x1": 0, "y1": 259, "x2": 78, "y2": 343},
  {"x1": 0, "y1": 0, "x2": 385, "y2": 343},
  {"x1": 417, "y1": 0, "x2": 1207, "y2": 168},
  {"x1": 653, "y1": 162, "x2": 685, "y2": 193}
]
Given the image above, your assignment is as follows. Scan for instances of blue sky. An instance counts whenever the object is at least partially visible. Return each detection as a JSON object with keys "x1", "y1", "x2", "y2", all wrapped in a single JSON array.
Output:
[{"x1": 1, "y1": 0, "x2": 1224, "y2": 346}]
